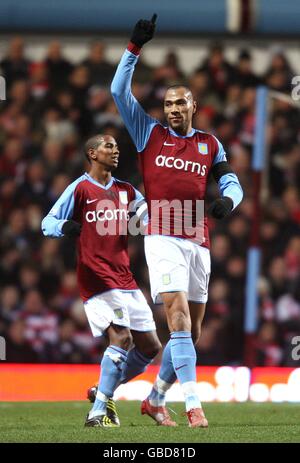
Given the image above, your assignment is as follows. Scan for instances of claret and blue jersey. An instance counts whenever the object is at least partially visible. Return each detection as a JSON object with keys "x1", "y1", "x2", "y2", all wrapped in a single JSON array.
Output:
[
  {"x1": 41, "y1": 173, "x2": 145, "y2": 301},
  {"x1": 111, "y1": 48, "x2": 243, "y2": 247}
]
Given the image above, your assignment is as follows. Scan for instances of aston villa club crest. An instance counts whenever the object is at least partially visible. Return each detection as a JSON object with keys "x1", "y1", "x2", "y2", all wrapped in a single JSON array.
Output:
[
  {"x1": 113, "y1": 308, "x2": 124, "y2": 319},
  {"x1": 119, "y1": 191, "x2": 128, "y2": 204},
  {"x1": 198, "y1": 143, "x2": 208, "y2": 155}
]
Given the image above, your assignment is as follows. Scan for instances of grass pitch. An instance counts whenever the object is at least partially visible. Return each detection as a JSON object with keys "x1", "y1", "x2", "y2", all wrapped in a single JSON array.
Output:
[{"x1": 0, "y1": 401, "x2": 299, "y2": 443}]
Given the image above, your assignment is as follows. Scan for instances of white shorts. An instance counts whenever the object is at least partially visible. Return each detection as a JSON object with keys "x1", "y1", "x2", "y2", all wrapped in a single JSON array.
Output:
[
  {"x1": 144, "y1": 235, "x2": 211, "y2": 304},
  {"x1": 83, "y1": 289, "x2": 156, "y2": 337}
]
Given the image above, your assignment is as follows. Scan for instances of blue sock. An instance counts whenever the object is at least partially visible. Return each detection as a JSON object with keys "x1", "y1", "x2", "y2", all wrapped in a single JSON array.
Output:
[
  {"x1": 159, "y1": 340, "x2": 177, "y2": 384},
  {"x1": 120, "y1": 347, "x2": 152, "y2": 384},
  {"x1": 170, "y1": 331, "x2": 196, "y2": 382},
  {"x1": 148, "y1": 340, "x2": 177, "y2": 406},
  {"x1": 170, "y1": 331, "x2": 200, "y2": 411},
  {"x1": 91, "y1": 345, "x2": 127, "y2": 416}
]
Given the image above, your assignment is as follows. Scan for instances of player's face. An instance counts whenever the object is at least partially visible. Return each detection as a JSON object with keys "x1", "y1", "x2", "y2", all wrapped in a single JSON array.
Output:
[
  {"x1": 164, "y1": 87, "x2": 196, "y2": 135},
  {"x1": 94, "y1": 136, "x2": 119, "y2": 170}
]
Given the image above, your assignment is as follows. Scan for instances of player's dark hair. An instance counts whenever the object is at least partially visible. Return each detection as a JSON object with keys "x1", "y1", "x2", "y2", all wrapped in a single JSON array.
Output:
[
  {"x1": 166, "y1": 84, "x2": 194, "y2": 99},
  {"x1": 84, "y1": 135, "x2": 104, "y2": 163}
]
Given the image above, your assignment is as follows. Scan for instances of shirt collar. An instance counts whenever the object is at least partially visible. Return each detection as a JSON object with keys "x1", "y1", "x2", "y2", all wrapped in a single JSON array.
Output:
[
  {"x1": 84, "y1": 173, "x2": 115, "y2": 190},
  {"x1": 169, "y1": 127, "x2": 196, "y2": 138}
]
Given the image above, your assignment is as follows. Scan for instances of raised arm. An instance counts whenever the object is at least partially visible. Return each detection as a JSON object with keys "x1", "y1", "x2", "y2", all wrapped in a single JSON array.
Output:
[
  {"x1": 208, "y1": 138, "x2": 243, "y2": 219},
  {"x1": 111, "y1": 14, "x2": 158, "y2": 153},
  {"x1": 41, "y1": 180, "x2": 82, "y2": 238}
]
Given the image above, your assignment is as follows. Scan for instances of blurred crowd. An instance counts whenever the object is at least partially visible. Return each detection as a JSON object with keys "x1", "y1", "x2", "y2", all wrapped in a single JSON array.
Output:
[{"x1": 0, "y1": 37, "x2": 299, "y2": 366}]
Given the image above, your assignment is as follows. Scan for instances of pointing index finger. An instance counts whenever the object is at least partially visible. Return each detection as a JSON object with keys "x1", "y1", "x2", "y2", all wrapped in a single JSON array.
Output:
[{"x1": 151, "y1": 13, "x2": 157, "y2": 25}]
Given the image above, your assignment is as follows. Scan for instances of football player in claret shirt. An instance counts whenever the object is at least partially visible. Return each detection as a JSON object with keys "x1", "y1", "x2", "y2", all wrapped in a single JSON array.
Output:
[
  {"x1": 41, "y1": 134, "x2": 161, "y2": 428},
  {"x1": 111, "y1": 15, "x2": 243, "y2": 427}
]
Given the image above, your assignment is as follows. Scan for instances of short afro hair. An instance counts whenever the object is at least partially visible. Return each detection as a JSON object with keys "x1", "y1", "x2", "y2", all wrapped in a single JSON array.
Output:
[{"x1": 84, "y1": 134, "x2": 104, "y2": 163}]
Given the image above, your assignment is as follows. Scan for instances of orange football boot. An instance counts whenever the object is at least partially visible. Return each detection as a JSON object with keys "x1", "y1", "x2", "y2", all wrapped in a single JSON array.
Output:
[
  {"x1": 141, "y1": 398, "x2": 177, "y2": 426},
  {"x1": 186, "y1": 408, "x2": 208, "y2": 428}
]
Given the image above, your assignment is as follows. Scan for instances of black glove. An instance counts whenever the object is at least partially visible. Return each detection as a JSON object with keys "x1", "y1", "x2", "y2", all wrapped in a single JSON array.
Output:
[
  {"x1": 62, "y1": 220, "x2": 81, "y2": 237},
  {"x1": 208, "y1": 197, "x2": 233, "y2": 219},
  {"x1": 130, "y1": 14, "x2": 157, "y2": 48}
]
